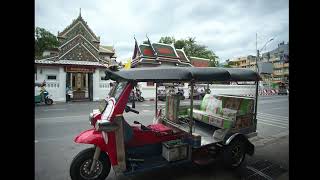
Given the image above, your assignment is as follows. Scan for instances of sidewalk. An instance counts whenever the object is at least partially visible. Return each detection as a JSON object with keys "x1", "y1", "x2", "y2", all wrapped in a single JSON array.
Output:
[{"x1": 245, "y1": 133, "x2": 289, "y2": 179}]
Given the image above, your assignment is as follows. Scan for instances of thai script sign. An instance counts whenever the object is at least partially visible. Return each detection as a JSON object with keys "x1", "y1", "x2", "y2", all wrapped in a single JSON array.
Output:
[{"x1": 65, "y1": 66, "x2": 95, "y2": 73}]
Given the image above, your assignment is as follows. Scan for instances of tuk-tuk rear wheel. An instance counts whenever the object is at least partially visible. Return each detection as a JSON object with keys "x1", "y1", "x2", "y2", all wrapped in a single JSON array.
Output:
[
  {"x1": 223, "y1": 139, "x2": 245, "y2": 169},
  {"x1": 70, "y1": 148, "x2": 111, "y2": 180}
]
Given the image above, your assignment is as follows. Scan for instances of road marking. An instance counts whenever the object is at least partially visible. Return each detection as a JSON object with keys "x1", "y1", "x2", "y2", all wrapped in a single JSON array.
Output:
[
  {"x1": 35, "y1": 115, "x2": 88, "y2": 120},
  {"x1": 258, "y1": 112, "x2": 288, "y2": 119},
  {"x1": 142, "y1": 110, "x2": 151, "y2": 112},
  {"x1": 267, "y1": 107, "x2": 287, "y2": 110},
  {"x1": 258, "y1": 99, "x2": 288, "y2": 104},
  {"x1": 257, "y1": 118, "x2": 288, "y2": 125},
  {"x1": 140, "y1": 104, "x2": 151, "y2": 107},
  {"x1": 257, "y1": 113, "x2": 289, "y2": 120},
  {"x1": 258, "y1": 118, "x2": 288, "y2": 126},
  {"x1": 258, "y1": 121, "x2": 288, "y2": 129},
  {"x1": 256, "y1": 111, "x2": 289, "y2": 129},
  {"x1": 43, "y1": 108, "x2": 66, "y2": 111},
  {"x1": 35, "y1": 140, "x2": 39, "y2": 143},
  {"x1": 257, "y1": 115, "x2": 288, "y2": 123}
]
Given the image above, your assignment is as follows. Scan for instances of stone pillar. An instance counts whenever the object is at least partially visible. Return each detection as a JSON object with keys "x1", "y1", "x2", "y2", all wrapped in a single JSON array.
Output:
[
  {"x1": 70, "y1": 73, "x2": 73, "y2": 89},
  {"x1": 93, "y1": 68, "x2": 100, "y2": 101},
  {"x1": 59, "y1": 67, "x2": 66, "y2": 102},
  {"x1": 85, "y1": 73, "x2": 89, "y2": 98}
]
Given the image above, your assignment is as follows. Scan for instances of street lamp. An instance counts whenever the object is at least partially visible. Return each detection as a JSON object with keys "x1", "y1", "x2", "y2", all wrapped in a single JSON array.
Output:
[
  {"x1": 256, "y1": 34, "x2": 274, "y2": 72},
  {"x1": 256, "y1": 34, "x2": 274, "y2": 90}
]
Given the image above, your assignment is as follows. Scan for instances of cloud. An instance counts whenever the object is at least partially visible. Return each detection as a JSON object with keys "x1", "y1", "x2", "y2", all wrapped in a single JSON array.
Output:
[{"x1": 35, "y1": 0, "x2": 288, "y2": 62}]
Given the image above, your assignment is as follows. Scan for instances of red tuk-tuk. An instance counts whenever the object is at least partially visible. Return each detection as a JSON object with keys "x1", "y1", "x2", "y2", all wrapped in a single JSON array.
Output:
[{"x1": 69, "y1": 67, "x2": 261, "y2": 180}]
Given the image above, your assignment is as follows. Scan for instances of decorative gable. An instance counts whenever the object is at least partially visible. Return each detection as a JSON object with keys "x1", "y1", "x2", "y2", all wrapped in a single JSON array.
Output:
[
  {"x1": 152, "y1": 43, "x2": 179, "y2": 58},
  {"x1": 139, "y1": 44, "x2": 156, "y2": 58},
  {"x1": 57, "y1": 14, "x2": 100, "y2": 49},
  {"x1": 59, "y1": 43, "x2": 99, "y2": 62},
  {"x1": 176, "y1": 49, "x2": 190, "y2": 62},
  {"x1": 59, "y1": 34, "x2": 99, "y2": 59}
]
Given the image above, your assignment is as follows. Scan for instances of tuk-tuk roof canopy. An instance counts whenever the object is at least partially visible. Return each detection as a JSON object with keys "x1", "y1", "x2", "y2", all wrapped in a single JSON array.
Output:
[{"x1": 105, "y1": 67, "x2": 261, "y2": 82}]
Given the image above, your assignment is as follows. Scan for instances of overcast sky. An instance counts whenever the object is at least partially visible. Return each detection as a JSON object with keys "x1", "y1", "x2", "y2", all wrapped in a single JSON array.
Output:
[{"x1": 35, "y1": 0, "x2": 288, "y2": 63}]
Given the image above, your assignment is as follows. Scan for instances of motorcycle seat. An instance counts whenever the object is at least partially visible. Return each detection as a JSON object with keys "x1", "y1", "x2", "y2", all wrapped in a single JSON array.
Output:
[{"x1": 147, "y1": 123, "x2": 173, "y2": 135}]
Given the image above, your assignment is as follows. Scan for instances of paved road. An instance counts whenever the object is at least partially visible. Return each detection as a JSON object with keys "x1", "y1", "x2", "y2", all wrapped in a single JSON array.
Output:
[{"x1": 35, "y1": 95, "x2": 288, "y2": 180}]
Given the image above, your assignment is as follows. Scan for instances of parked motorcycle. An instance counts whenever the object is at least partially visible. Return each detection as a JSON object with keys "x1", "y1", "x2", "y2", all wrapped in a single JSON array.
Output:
[
  {"x1": 129, "y1": 88, "x2": 144, "y2": 102},
  {"x1": 35, "y1": 81, "x2": 53, "y2": 105},
  {"x1": 177, "y1": 87, "x2": 185, "y2": 100}
]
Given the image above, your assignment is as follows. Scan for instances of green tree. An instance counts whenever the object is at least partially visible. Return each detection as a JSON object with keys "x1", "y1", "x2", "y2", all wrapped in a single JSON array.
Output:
[
  {"x1": 35, "y1": 27, "x2": 59, "y2": 59},
  {"x1": 159, "y1": 36, "x2": 175, "y2": 44},
  {"x1": 166, "y1": 37, "x2": 219, "y2": 67},
  {"x1": 174, "y1": 39, "x2": 186, "y2": 49}
]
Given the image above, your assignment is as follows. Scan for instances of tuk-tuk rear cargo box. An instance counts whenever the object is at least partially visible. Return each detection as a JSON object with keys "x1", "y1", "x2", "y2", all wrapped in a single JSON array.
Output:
[{"x1": 162, "y1": 139, "x2": 188, "y2": 162}]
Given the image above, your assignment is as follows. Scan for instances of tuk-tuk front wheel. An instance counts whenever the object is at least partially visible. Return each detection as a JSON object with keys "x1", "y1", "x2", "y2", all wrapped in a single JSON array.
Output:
[
  {"x1": 70, "y1": 148, "x2": 111, "y2": 180},
  {"x1": 45, "y1": 98, "x2": 53, "y2": 105},
  {"x1": 223, "y1": 139, "x2": 245, "y2": 169}
]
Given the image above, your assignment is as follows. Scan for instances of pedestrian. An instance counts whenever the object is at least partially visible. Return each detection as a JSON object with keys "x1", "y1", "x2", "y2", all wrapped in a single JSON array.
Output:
[
  {"x1": 40, "y1": 80, "x2": 46, "y2": 102},
  {"x1": 66, "y1": 85, "x2": 71, "y2": 102}
]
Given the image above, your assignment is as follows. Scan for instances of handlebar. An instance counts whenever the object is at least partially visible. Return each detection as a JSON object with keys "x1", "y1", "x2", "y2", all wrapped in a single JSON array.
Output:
[{"x1": 125, "y1": 105, "x2": 139, "y2": 114}]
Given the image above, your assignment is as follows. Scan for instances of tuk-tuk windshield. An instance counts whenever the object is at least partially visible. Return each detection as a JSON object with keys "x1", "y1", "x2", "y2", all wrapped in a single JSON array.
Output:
[{"x1": 99, "y1": 81, "x2": 128, "y2": 113}]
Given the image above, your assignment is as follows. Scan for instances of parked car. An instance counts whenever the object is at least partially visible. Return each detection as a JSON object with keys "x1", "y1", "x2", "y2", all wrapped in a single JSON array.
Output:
[{"x1": 278, "y1": 83, "x2": 288, "y2": 95}]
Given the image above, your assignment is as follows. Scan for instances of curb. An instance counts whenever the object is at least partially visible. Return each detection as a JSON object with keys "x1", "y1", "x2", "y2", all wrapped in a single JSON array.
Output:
[{"x1": 251, "y1": 132, "x2": 289, "y2": 147}]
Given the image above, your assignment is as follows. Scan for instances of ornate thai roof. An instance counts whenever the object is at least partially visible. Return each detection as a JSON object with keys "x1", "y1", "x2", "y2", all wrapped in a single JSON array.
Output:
[
  {"x1": 57, "y1": 13, "x2": 99, "y2": 42},
  {"x1": 152, "y1": 43, "x2": 180, "y2": 59},
  {"x1": 99, "y1": 45, "x2": 115, "y2": 54},
  {"x1": 139, "y1": 44, "x2": 156, "y2": 58},
  {"x1": 176, "y1": 49, "x2": 190, "y2": 63},
  {"x1": 131, "y1": 39, "x2": 193, "y2": 68},
  {"x1": 35, "y1": 58, "x2": 107, "y2": 67}
]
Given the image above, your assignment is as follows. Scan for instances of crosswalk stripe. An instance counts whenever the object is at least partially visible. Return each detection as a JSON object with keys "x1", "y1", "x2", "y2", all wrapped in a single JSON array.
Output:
[
  {"x1": 257, "y1": 115, "x2": 288, "y2": 123},
  {"x1": 258, "y1": 112, "x2": 288, "y2": 119},
  {"x1": 257, "y1": 121, "x2": 287, "y2": 129},
  {"x1": 258, "y1": 99, "x2": 288, "y2": 104},
  {"x1": 258, "y1": 118, "x2": 288, "y2": 126}
]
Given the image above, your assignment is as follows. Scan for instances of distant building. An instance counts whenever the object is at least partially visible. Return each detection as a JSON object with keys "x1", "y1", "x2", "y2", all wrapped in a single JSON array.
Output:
[
  {"x1": 229, "y1": 55, "x2": 256, "y2": 71},
  {"x1": 230, "y1": 42, "x2": 289, "y2": 87},
  {"x1": 261, "y1": 42, "x2": 289, "y2": 85},
  {"x1": 35, "y1": 12, "x2": 116, "y2": 102}
]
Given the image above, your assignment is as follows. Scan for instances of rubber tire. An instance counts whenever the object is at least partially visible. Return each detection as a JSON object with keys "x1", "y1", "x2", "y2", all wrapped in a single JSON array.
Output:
[
  {"x1": 139, "y1": 97, "x2": 144, "y2": 102},
  {"x1": 223, "y1": 139, "x2": 246, "y2": 169},
  {"x1": 70, "y1": 148, "x2": 111, "y2": 180},
  {"x1": 45, "y1": 98, "x2": 53, "y2": 105}
]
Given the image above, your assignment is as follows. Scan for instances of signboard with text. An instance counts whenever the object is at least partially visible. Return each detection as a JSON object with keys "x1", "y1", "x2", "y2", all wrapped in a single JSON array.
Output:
[{"x1": 65, "y1": 66, "x2": 95, "y2": 73}]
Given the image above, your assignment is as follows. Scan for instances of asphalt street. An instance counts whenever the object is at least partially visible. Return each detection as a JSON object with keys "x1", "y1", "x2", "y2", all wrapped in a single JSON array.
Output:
[{"x1": 35, "y1": 95, "x2": 289, "y2": 180}]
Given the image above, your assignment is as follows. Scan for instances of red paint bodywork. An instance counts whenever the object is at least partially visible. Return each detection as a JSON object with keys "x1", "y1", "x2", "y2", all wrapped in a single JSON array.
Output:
[
  {"x1": 74, "y1": 128, "x2": 119, "y2": 165},
  {"x1": 125, "y1": 126, "x2": 180, "y2": 147},
  {"x1": 73, "y1": 83, "x2": 182, "y2": 166},
  {"x1": 74, "y1": 83, "x2": 132, "y2": 166}
]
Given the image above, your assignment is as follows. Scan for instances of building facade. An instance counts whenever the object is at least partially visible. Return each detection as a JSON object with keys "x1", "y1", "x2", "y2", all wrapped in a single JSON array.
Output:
[
  {"x1": 35, "y1": 13, "x2": 116, "y2": 102},
  {"x1": 230, "y1": 42, "x2": 289, "y2": 88},
  {"x1": 261, "y1": 42, "x2": 289, "y2": 85}
]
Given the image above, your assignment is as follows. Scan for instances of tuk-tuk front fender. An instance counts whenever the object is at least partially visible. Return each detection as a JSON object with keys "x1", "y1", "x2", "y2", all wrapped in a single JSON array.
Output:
[
  {"x1": 74, "y1": 128, "x2": 118, "y2": 165},
  {"x1": 224, "y1": 133, "x2": 254, "y2": 156}
]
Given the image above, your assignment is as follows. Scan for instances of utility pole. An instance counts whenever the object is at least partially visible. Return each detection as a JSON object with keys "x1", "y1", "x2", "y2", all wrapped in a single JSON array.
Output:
[{"x1": 256, "y1": 33, "x2": 259, "y2": 73}]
